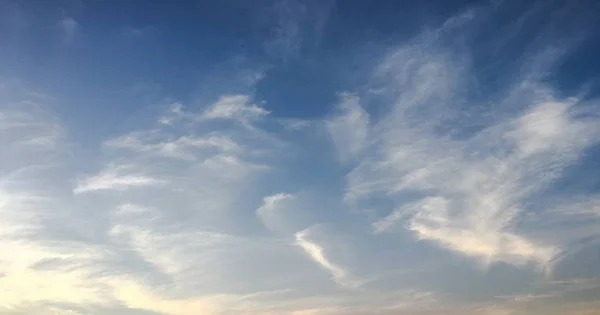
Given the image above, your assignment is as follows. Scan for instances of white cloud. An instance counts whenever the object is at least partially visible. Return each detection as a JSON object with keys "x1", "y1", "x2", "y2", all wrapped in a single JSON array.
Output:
[
  {"x1": 0, "y1": 89, "x2": 306, "y2": 314},
  {"x1": 240, "y1": 70, "x2": 266, "y2": 87},
  {"x1": 256, "y1": 193, "x2": 294, "y2": 233},
  {"x1": 326, "y1": 93, "x2": 369, "y2": 162},
  {"x1": 506, "y1": 99, "x2": 590, "y2": 157},
  {"x1": 158, "y1": 102, "x2": 184, "y2": 125},
  {"x1": 73, "y1": 166, "x2": 164, "y2": 194},
  {"x1": 295, "y1": 227, "x2": 359, "y2": 288},
  {"x1": 2, "y1": 2, "x2": 600, "y2": 314},
  {"x1": 59, "y1": 17, "x2": 79, "y2": 43},
  {"x1": 109, "y1": 223, "x2": 234, "y2": 277},
  {"x1": 552, "y1": 196, "x2": 600, "y2": 219},
  {"x1": 123, "y1": 25, "x2": 156, "y2": 37},
  {"x1": 361, "y1": 91, "x2": 599, "y2": 267},
  {"x1": 345, "y1": 9, "x2": 600, "y2": 268},
  {"x1": 112, "y1": 203, "x2": 154, "y2": 219},
  {"x1": 0, "y1": 96, "x2": 114, "y2": 310},
  {"x1": 105, "y1": 132, "x2": 241, "y2": 160},
  {"x1": 295, "y1": 228, "x2": 345, "y2": 281},
  {"x1": 202, "y1": 95, "x2": 269, "y2": 123},
  {"x1": 157, "y1": 96, "x2": 272, "y2": 129},
  {"x1": 0, "y1": 101, "x2": 65, "y2": 234},
  {"x1": 278, "y1": 118, "x2": 314, "y2": 130},
  {"x1": 408, "y1": 199, "x2": 556, "y2": 265}
]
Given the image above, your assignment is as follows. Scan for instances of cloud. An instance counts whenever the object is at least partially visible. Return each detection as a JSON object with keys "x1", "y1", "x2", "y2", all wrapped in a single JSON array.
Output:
[
  {"x1": 2, "y1": 1, "x2": 600, "y2": 314},
  {"x1": 295, "y1": 228, "x2": 345, "y2": 282},
  {"x1": 0, "y1": 89, "x2": 113, "y2": 310},
  {"x1": 157, "y1": 102, "x2": 184, "y2": 125},
  {"x1": 201, "y1": 95, "x2": 270, "y2": 123},
  {"x1": 278, "y1": 118, "x2": 314, "y2": 131},
  {"x1": 0, "y1": 87, "x2": 306, "y2": 314},
  {"x1": 0, "y1": 96, "x2": 66, "y2": 236},
  {"x1": 19, "y1": 92, "x2": 335, "y2": 314},
  {"x1": 256, "y1": 193, "x2": 294, "y2": 233},
  {"x1": 59, "y1": 17, "x2": 79, "y2": 43},
  {"x1": 408, "y1": 197, "x2": 556, "y2": 265},
  {"x1": 74, "y1": 165, "x2": 165, "y2": 194},
  {"x1": 295, "y1": 226, "x2": 359, "y2": 288},
  {"x1": 105, "y1": 132, "x2": 241, "y2": 161},
  {"x1": 123, "y1": 25, "x2": 157, "y2": 37},
  {"x1": 343, "y1": 4, "x2": 600, "y2": 269},
  {"x1": 360, "y1": 89, "x2": 598, "y2": 267},
  {"x1": 326, "y1": 93, "x2": 369, "y2": 162}
]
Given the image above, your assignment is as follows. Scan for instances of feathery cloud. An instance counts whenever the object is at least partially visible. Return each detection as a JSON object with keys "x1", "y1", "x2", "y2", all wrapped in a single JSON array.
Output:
[
  {"x1": 295, "y1": 227, "x2": 360, "y2": 288},
  {"x1": 326, "y1": 94, "x2": 369, "y2": 162},
  {"x1": 59, "y1": 17, "x2": 79, "y2": 43},
  {"x1": 74, "y1": 166, "x2": 164, "y2": 194},
  {"x1": 202, "y1": 95, "x2": 270, "y2": 123},
  {"x1": 2, "y1": 1, "x2": 600, "y2": 314},
  {"x1": 257, "y1": 193, "x2": 294, "y2": 233},
  {"x1": 339, "y1": 5, "x2": 600, "y2": 268}
]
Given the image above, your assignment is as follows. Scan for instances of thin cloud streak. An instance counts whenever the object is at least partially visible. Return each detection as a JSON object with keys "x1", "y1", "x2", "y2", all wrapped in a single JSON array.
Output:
[
  {"x1": 295, "y1": 226, "x2": 361, "y2": 289},
  {"x1": 74, "y1": 166, "x2": 165, "y2": 194}
]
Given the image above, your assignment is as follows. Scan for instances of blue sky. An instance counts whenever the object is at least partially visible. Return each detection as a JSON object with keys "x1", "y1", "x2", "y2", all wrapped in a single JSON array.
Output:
[{"x1": 2, "y1": 0, "x2": 600, "y2": 314}]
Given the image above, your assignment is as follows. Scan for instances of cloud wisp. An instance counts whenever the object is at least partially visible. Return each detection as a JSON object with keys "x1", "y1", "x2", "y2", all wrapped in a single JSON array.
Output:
[
  {"x1": 58, "y1": 16, "x2": 79, "y2": 43},
  {"x1": 74, "y1": 165, "x2": 165, "y2": 194},
  {"x1": 294, "y1": 226, "x2": 359, "y2": 289},
  {"x1": 335, "y1": 5, "x2": 600, "y2": 270}
]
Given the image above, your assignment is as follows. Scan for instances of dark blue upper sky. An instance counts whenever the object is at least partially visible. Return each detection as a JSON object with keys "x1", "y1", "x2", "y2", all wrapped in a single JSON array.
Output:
[{"x1": 1, "y1": 0, "x2": 493, "y2": 134}]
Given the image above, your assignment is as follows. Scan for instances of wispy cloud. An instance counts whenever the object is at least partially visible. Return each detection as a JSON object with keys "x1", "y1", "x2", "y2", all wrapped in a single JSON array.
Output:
[
  {"x1": 295, "y1": 226, "x2": 360, "y2": 288},
  {"x1": 256, "y1": 193, "x2": 294, "y2": 233},
  {"x1": 2, "y1": 1, "x2": 600, "y2": 314},
  {"x1": 123, "y1": 25, "x2": 157, "y2": 37},
  {"x1": 0, "y1": 85, "x2": 302, "y2": 314},
  {"x1": 0, "y1": 85, "x2": 110, "y2": 310},
  {"x1": 202, "y1": 94, "x2": 270, "y2": 123},
  {"x1": 326, "y1": 93, "x2": 369, "y2": 162},
  {"x1": 105, "y1": 132, "x2": 241, "y2": 161},
  {"x1": 59, "y1": 16, "x2": 79, "y2": 43},
  {"x1": 295, "y1": 228, "x2": 346, "y2": 283},
  {"x1": 74, "y1": 165, "x2": 165, "y2": 194},
  {"x1": 158, "y1": 95, "x2": 271, "y2": 126},
  {"x1": 338, "y1": 4, "x2": 600, "y2": 269}
]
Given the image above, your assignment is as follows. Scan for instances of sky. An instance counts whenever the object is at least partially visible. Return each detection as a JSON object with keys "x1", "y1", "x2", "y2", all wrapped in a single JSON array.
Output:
[{"x1": 1, "y1": 0, "x2": 600, "y2": 314}]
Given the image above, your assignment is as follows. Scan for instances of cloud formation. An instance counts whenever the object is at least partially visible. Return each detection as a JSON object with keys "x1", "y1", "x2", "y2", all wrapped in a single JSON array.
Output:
[
  {"x1": 74, "y1": 165, "x2": 165, "y2": 194},
  {"x1": 257, "y1": 193, "x2": 295, "y2": 233},
  {"x1": 202, "y1": 94, "x2": 270, "y2": 123},
  {"x1": 330, "y1": 5, "x2": 600, "y2": 270},
  {"x1": 2, "y1": 1, "x2": 600, "y2": 314},
  {"x1": 295, "y1": 226, "x2": 356, "y2": 288},
  {"x1": 326, "y1": 93, "x2": 369, "y2": 162}
]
